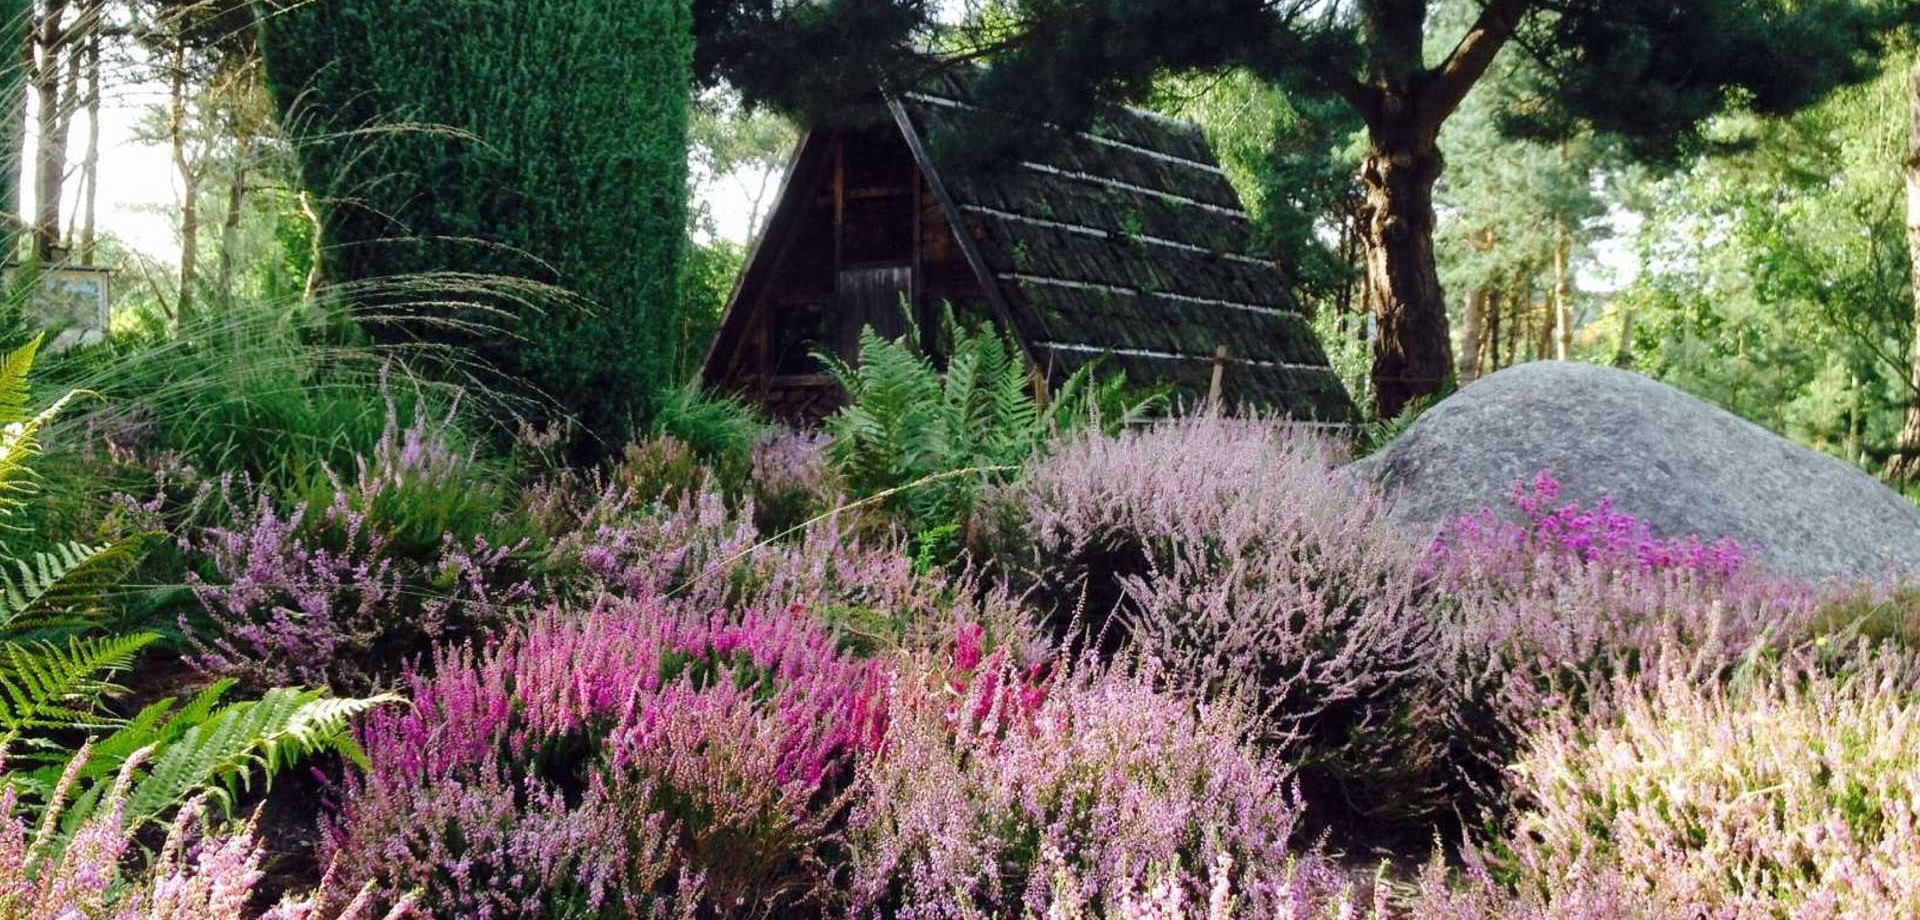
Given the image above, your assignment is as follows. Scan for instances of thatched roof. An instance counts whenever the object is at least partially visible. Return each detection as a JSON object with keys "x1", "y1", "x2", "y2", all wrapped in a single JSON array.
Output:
[
  {"x1": 892, "y1": 73, "x2": 1353, "y2": 422},
  {"x1": 702, "y1": 73, "x2": 1354, "y2": 423}
]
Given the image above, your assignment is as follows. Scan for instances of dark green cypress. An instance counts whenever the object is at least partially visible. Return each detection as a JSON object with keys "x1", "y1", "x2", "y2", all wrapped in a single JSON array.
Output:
[{"x1": 258, "y1": 0, "x2": 693, "y2": 451}]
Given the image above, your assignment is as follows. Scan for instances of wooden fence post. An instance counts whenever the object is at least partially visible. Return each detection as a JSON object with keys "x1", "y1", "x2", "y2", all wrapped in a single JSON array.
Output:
[{"x1": 1209, "y1": 345, "x2": 1229, "y2": 411}]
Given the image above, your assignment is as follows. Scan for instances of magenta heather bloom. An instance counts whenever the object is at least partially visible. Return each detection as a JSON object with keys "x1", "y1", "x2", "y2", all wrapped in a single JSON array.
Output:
[
  {"x1": 1431, "y1": 471, "x2": 1821, "y2": 756},
  {"x1": 321, "y1": 598, "x2": 883, "y2": 919},
  {"x1": 1431, "y1": 470, "x2": 1745, "y2": 580}
]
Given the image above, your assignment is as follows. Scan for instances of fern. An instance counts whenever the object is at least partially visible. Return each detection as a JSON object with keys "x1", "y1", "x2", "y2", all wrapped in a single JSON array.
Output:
[
  {"x1": 0, "y1": 389, "x2": 80, "y2": 522},
  {"x1": 0, "y1": 535, "x2": 153, "y2": 639},
  {"x1": 120, "y1": 687, "x2": 400, "y2": 824},
  {"x1": 0, "y1": 632, "x2": 158, "y2": 748},
  {"x1": 31, "y1": 683, "x2": 401, "y2": 832},
  {"x1": 823, "y1": 310, "x2": 1158, "y2": 560},
  {"x1": 0, "y1": 335, "x2": 39, "y2": 425}
]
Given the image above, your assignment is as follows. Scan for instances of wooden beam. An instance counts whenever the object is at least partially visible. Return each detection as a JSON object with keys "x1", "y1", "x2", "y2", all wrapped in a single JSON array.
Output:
[
  {"x1": 911, "y1": 164, "x2": 928, "y2": 351},
  {"x1": 886, "y1": 97, "x2": 1038, "y2": 371},
  {"x1": 700, "y1": 130, "x2": 827, "y2": 386}
]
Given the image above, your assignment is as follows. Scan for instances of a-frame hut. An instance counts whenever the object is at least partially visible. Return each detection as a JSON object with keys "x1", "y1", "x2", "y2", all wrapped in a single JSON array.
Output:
[{"x1": 701, "y1": 74, "x2": 1355, "y2": 424}]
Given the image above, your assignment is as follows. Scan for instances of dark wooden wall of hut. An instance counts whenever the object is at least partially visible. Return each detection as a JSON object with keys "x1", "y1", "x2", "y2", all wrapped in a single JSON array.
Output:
[{"x1": 710, "y1": 122, "x2": 992, "y2": 422}]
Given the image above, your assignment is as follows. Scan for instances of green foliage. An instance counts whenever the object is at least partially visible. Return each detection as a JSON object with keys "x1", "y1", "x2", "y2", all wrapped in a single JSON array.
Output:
[
  {"x1": 103, "y1": 685, "x2": 397, "y2": 828},
  {"x1": 1622, "y1": 64, "x2": 1912, "y2": 469},
  {"x1": 0, "y1": 321, "x2": 397, "y2": 837},
  {"x1": 0, "y1": 337, "x2": 159, "y2": 758},
  {"x1": 677, "y1": 238, "x2": 746, "y2": 381},
  {"x1": 39, "y1": 299, "x2": 442, "y2": 494},
  {"x1": 651, "y1": 381, "x2": 769, "y2": 485},
  {"x1": 0, "y1": 538, "x2": 152, "y2": 639},
  {"x1": 0, "y1": 632, "x2": 157, "y2": 749},
  {"x1": 1352, "y1": 389, "x2": 1446, "y2": 460},
  {"x1": 259, "y1": 0, "x2": 695, "y2": 453},
  {"x1": 822, "y1": 314, "x2": 1153, "y2": 557}
]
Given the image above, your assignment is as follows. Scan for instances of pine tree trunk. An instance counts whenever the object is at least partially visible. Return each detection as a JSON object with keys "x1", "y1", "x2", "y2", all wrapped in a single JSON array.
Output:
[
  {"x1": 217, "y1": 129, "x2": 252, "y2": 305},
  {"x1": 1457, "y1": 286, "x2": 1485, "y2": 382},
  {"x1": 1359, "y1": 136, "x2": 1451, "y2": 417},
  {"x1": 76, "y1": 27, "x2": 95, "y2": 263},
  {"x1": 1886, "y1": 50, "x2": 1920, "y2": 485},
  {"x1": 1553, "y1": 221, "x2": 1573, "y2": 360},
  {"x1": 1613, "y1": 301, "x2": 1635, "y2": 368},
  {"x1": 1534, "y1": 290, "x2": 1553, "y2": 361},
  {"x1": 30, "y1": 0, "x2": 69, "y2": 262},
  {"x1": 1486, "y1": 288, "x2": 1503, "y2": 370},
  {"x1": 170, "y1": 42, "x2": 198, "y2": 323},
  {"x1": 1, "y1": 3, "x2": 30, "y2": 259}
]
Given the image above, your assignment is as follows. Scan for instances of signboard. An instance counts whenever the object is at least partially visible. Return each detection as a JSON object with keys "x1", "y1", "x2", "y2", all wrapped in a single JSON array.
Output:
[{"x1": 8, "y1": 263, "x2": 111, "y2": 353}]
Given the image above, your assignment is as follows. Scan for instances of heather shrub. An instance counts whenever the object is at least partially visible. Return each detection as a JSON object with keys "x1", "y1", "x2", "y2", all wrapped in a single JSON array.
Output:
[
  {"x1": 185, "y1": 401, "x2": 532, "y2": 691},
  {"x1": 322, "y1": 598, "x2": 882, "y2": 919},
  {"x1": 1411, "y1": 648, "x2": 1920, "y2": 918},
  {"x1": 749, "y1": 428, "x2": 842, "y2": 537},
  {"x1": 1003, "y1": 417, "x2": 1452, "y2": 830},
  {"x1": 538, "y1": 466, "x2": 1041, "y2": 662},
  {"x1": 848, "y1": 649, "x2": 1356, "y2": 919},
  {"x1": 301, "y1": 395, "x2": 512, "y2": 559},
  {"x1": 1430, "y1": 471, "x2": 1824, "y2": 799}
]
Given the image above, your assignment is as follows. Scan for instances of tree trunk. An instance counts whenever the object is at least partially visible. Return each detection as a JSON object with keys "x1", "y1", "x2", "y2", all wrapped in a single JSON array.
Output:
[
  {"x1": 1, "y1": 4, "x2": 30, "y2": 259},
  {"x1": 1457, "y1": 286, "x2": 1485, "y2": 382},
  {"x1": 30, "y1": 0, "x2": 68, "y2": 262},
  {"x1": 1486, "y1": 288, "x2": 1503, "y2": 370},
  {"x1": 1887, "y1": 51, "x2": 1920, "y2": 484},
  {"x1": 216, "y1": 128, "x2": 253, "y2": 305},
  {"x1": 1534, "y1": 289, "x2": 1553, "y2": 361},
  {"x1": 1359, "y1": 135, "x2": 1452, "y2": 417},
  {"x1": 1504, "y1": 282, "x2": 1523, "y2": 367},
  {"x1": 1553, "y1": 221, "x2": 1574, "y2": 360},
  {"x1": 169, "y1": 41, "x2": 198, "y2": 323},
  {"x1": 76, "y1": 25, "x2": 94, "y2": 263},
  {"x1": 1613, "y1": 300, "x2": 1635, "y2": 368}
]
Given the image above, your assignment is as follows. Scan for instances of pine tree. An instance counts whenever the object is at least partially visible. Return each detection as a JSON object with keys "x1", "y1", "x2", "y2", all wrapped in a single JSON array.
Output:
[{"x1": 963, "y1": 0, "x2": 1896, "y2": 416}]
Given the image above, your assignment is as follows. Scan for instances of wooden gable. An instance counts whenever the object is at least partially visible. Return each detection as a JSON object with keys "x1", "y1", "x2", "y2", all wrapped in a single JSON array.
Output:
[{"x1": 702, "y1": 83, "x2": 1355, "y2": 425}]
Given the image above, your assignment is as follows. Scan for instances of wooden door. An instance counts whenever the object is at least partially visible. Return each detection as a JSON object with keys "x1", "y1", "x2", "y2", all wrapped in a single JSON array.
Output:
[{"x1": 836, "y1": 265, "x2": 914, "y2": 358}]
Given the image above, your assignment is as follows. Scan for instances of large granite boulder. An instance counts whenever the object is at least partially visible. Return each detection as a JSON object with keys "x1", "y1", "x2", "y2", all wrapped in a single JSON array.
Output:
[{"x1": 1347, "y1": 361, "x2": 1920, "y2": 582}]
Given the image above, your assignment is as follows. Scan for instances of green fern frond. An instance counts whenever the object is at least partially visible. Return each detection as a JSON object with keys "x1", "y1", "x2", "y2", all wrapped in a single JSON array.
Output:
[
  {"x1": 0, "y1": 389, "x2": 82, "y2": 521},
  {"x1": 0, "y1": 336, "x2": 41, "y2": 426},
  {"x1": 0, "y1": 632, "x2": 158, "y2": 747},
  {"x1": 120, "y1": 687, "x2": 402, "y2": 826},
  {"x1": 0, "y1": 536, "x2": 154, "y2": 639}
]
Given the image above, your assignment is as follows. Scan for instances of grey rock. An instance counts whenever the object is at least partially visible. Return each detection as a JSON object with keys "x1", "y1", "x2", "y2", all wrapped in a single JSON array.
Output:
[{"x1": 1347, "y1": 361, "x2": 1920, "y2": 583}]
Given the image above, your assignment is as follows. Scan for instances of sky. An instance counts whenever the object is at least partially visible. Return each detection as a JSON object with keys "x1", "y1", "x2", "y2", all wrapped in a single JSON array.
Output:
[{"x1": 28, "y1": 73, "x2": 181, "y2": 262}]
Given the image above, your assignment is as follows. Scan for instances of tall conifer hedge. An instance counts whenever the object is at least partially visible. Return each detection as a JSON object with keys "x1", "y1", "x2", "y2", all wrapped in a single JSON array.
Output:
[{"x1": 258, "y1": 0, "x2": 693, "y2": 448}]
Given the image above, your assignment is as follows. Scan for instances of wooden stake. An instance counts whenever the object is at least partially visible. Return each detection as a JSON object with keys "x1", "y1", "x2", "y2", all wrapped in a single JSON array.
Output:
[{"x1": 1209, "y1": 345, "x2": 1229, "y2": 410}]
